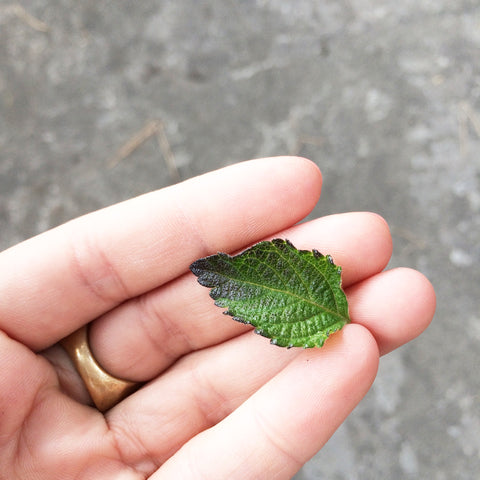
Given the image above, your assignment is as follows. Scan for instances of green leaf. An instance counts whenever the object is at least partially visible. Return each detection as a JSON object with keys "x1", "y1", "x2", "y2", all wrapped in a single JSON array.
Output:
[{"x1": 189, "y1": 239, "x2": 350, "y2": 348}]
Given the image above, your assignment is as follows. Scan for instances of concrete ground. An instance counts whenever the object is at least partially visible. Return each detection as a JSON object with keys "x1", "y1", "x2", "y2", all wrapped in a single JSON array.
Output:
[{"x1": 1, "y1": 1, "x2": 479, "y2": 478}]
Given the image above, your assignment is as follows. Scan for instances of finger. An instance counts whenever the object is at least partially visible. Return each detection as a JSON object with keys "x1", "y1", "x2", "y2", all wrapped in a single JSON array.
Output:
[
  {"x1": 0, "y1": 157, "x2": 321, "y2": 350},
  {"x1": 90, "y1": 212, "x2": 392, "y2": 381},
  {"x1": 346, "y1": 267, "x2": 436, "y2": 355},
  {"x1": 104, "y1": 264, "x2": 431, "y2": 468},
  {"x1": 106, "y1": 332, "x2": 300, "y2": 472},
  {"x1": 150, "y1": 325, "x2": 379, "y2": 480}
]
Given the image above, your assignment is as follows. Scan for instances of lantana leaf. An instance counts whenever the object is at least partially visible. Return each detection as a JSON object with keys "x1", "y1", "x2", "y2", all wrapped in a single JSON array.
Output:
[{"x1": 189, "y1": 239, "x2": 350, "y2": 348}]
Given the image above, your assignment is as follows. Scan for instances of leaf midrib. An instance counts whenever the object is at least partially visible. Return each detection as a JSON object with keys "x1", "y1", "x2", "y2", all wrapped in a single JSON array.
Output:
[{"x1": 220, "y1": 271, "x2": 349, "y2": 323}]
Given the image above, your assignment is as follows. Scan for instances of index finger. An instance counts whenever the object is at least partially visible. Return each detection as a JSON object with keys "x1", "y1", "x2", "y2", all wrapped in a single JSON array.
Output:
[{"x1": 0, "y1": 157, "x2": 322, "y2": 350}]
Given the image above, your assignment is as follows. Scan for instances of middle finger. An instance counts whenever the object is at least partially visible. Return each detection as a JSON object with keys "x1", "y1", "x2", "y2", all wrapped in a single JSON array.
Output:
[{"x1": 88, "y1": 212, "x2": 392, "y2": 382}]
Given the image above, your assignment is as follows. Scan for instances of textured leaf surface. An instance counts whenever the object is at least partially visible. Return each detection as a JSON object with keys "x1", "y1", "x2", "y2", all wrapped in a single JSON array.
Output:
[{"x1": 189, "y1": 239, "x2": 350, "y2": 348}]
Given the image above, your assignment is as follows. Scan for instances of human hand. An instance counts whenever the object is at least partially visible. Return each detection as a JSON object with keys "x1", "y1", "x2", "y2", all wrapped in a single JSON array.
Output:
[{"x1": 0, "y1": 157, "x2": 435, "y2": 479}]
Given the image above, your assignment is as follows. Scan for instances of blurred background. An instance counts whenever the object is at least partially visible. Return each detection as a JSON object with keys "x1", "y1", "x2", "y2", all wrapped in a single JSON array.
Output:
[{"x1": 1, "y1": 1, "x2": 479, "y2": 478}]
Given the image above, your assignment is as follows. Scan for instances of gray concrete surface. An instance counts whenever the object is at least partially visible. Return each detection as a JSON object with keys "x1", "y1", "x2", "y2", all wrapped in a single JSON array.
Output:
[{"x1": 1, "y1": 1, "x2": 479, "y2": 478}]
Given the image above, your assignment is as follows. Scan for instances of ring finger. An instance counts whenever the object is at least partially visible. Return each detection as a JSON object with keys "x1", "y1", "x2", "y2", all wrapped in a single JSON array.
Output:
[{"x1": 106, "y1": 265, "x2": 434, "y2": 472}]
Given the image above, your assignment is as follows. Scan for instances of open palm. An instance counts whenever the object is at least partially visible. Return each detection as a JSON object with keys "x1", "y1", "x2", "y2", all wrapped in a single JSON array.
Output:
[{"x1": 0, "y1": 157, "x2": 435, "y2": 479}]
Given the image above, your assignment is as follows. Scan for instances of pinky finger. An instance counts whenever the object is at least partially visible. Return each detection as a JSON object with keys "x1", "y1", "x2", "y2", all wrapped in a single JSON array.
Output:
[{"x1": 151, "y1": 324, "x2": 379, "y2": 480}]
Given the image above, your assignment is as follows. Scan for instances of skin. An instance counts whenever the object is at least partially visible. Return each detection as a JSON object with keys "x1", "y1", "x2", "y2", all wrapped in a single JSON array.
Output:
[{"x1": 0, "y1": 157, "x2": 436, "y2": 479}]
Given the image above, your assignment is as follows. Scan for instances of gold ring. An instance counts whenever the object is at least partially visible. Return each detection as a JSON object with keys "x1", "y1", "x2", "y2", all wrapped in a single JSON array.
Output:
[{"x1": 60, "y1": 325, "x2": 140, "y2": 412}]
